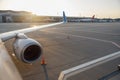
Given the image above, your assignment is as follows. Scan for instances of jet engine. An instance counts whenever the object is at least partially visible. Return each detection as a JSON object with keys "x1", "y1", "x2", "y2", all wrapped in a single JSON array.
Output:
[{"x1": 13, "y1": 33, "x2": 42, "y2": 63}]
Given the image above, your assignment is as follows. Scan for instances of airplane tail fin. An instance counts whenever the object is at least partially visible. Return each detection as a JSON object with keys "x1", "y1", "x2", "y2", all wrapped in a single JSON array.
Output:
[
  {"x1": 92, "y1": 15, "x2": 95, "y2": 19},
  {"x1": 63, "y1": 11, "x2": 67, "y2": 23}
]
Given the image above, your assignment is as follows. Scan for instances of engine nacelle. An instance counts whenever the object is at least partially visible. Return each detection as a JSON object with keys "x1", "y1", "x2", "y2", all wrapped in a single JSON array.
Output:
[{"x1": 13, "y1": 33, "x2": 42, "y2": 63}]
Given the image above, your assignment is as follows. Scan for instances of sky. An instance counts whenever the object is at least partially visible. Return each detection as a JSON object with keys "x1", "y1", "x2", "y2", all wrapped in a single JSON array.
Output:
[{"x1": 0, "y1": 0, "x2": 120, "y2": 18}]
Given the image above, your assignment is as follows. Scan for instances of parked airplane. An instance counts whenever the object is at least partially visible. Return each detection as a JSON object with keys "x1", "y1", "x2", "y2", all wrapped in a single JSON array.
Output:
[{"x1": 79, "y1": 15, "x2": 95, "y2": 22}]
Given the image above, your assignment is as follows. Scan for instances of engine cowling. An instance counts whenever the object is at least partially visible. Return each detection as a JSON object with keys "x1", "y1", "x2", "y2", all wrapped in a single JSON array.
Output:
[{"x1": 13, "y1": 33, "x2": 42, "y2": 63}]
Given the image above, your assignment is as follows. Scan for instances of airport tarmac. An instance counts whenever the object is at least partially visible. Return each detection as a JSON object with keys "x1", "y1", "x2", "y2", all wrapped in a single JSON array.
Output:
[{"x1": 0, "y1": 22, "x2": 120, "y2": 80}]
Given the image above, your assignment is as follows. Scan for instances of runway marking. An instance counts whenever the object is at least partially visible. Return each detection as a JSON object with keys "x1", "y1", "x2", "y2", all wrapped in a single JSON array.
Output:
[
  {"x1": 58, "y1": 51, "x2": 120, "y2": 80},
  {"x1": 72, "y1": 30, "x2": 119, "y2": 36},
  {"x1": 52, "y1": 27, "x2": 119, "y2": 36},
  {"x1": 41, "y1": 31, "x2": 120, "y2": 49}
]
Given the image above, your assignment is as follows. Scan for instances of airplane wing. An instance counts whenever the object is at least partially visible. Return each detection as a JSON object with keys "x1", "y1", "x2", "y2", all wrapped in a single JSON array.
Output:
[{"x1": 0, "y1": 22, "x2": 63, "y2": 42}]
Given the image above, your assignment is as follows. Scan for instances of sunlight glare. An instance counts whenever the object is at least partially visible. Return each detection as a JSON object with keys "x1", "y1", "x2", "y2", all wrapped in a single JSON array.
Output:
[{"x1": 4, "y1": 0, "x2": 70, "y2": 16}]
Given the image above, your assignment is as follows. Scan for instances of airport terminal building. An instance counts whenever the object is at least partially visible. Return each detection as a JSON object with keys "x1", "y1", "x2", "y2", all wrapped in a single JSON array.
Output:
[
  {"x1": 0, "y1": 10, "x2": 33, "y2": 23},
  {"x1": 0, "y1": 11, "x2": 13, "y2": 23}
]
